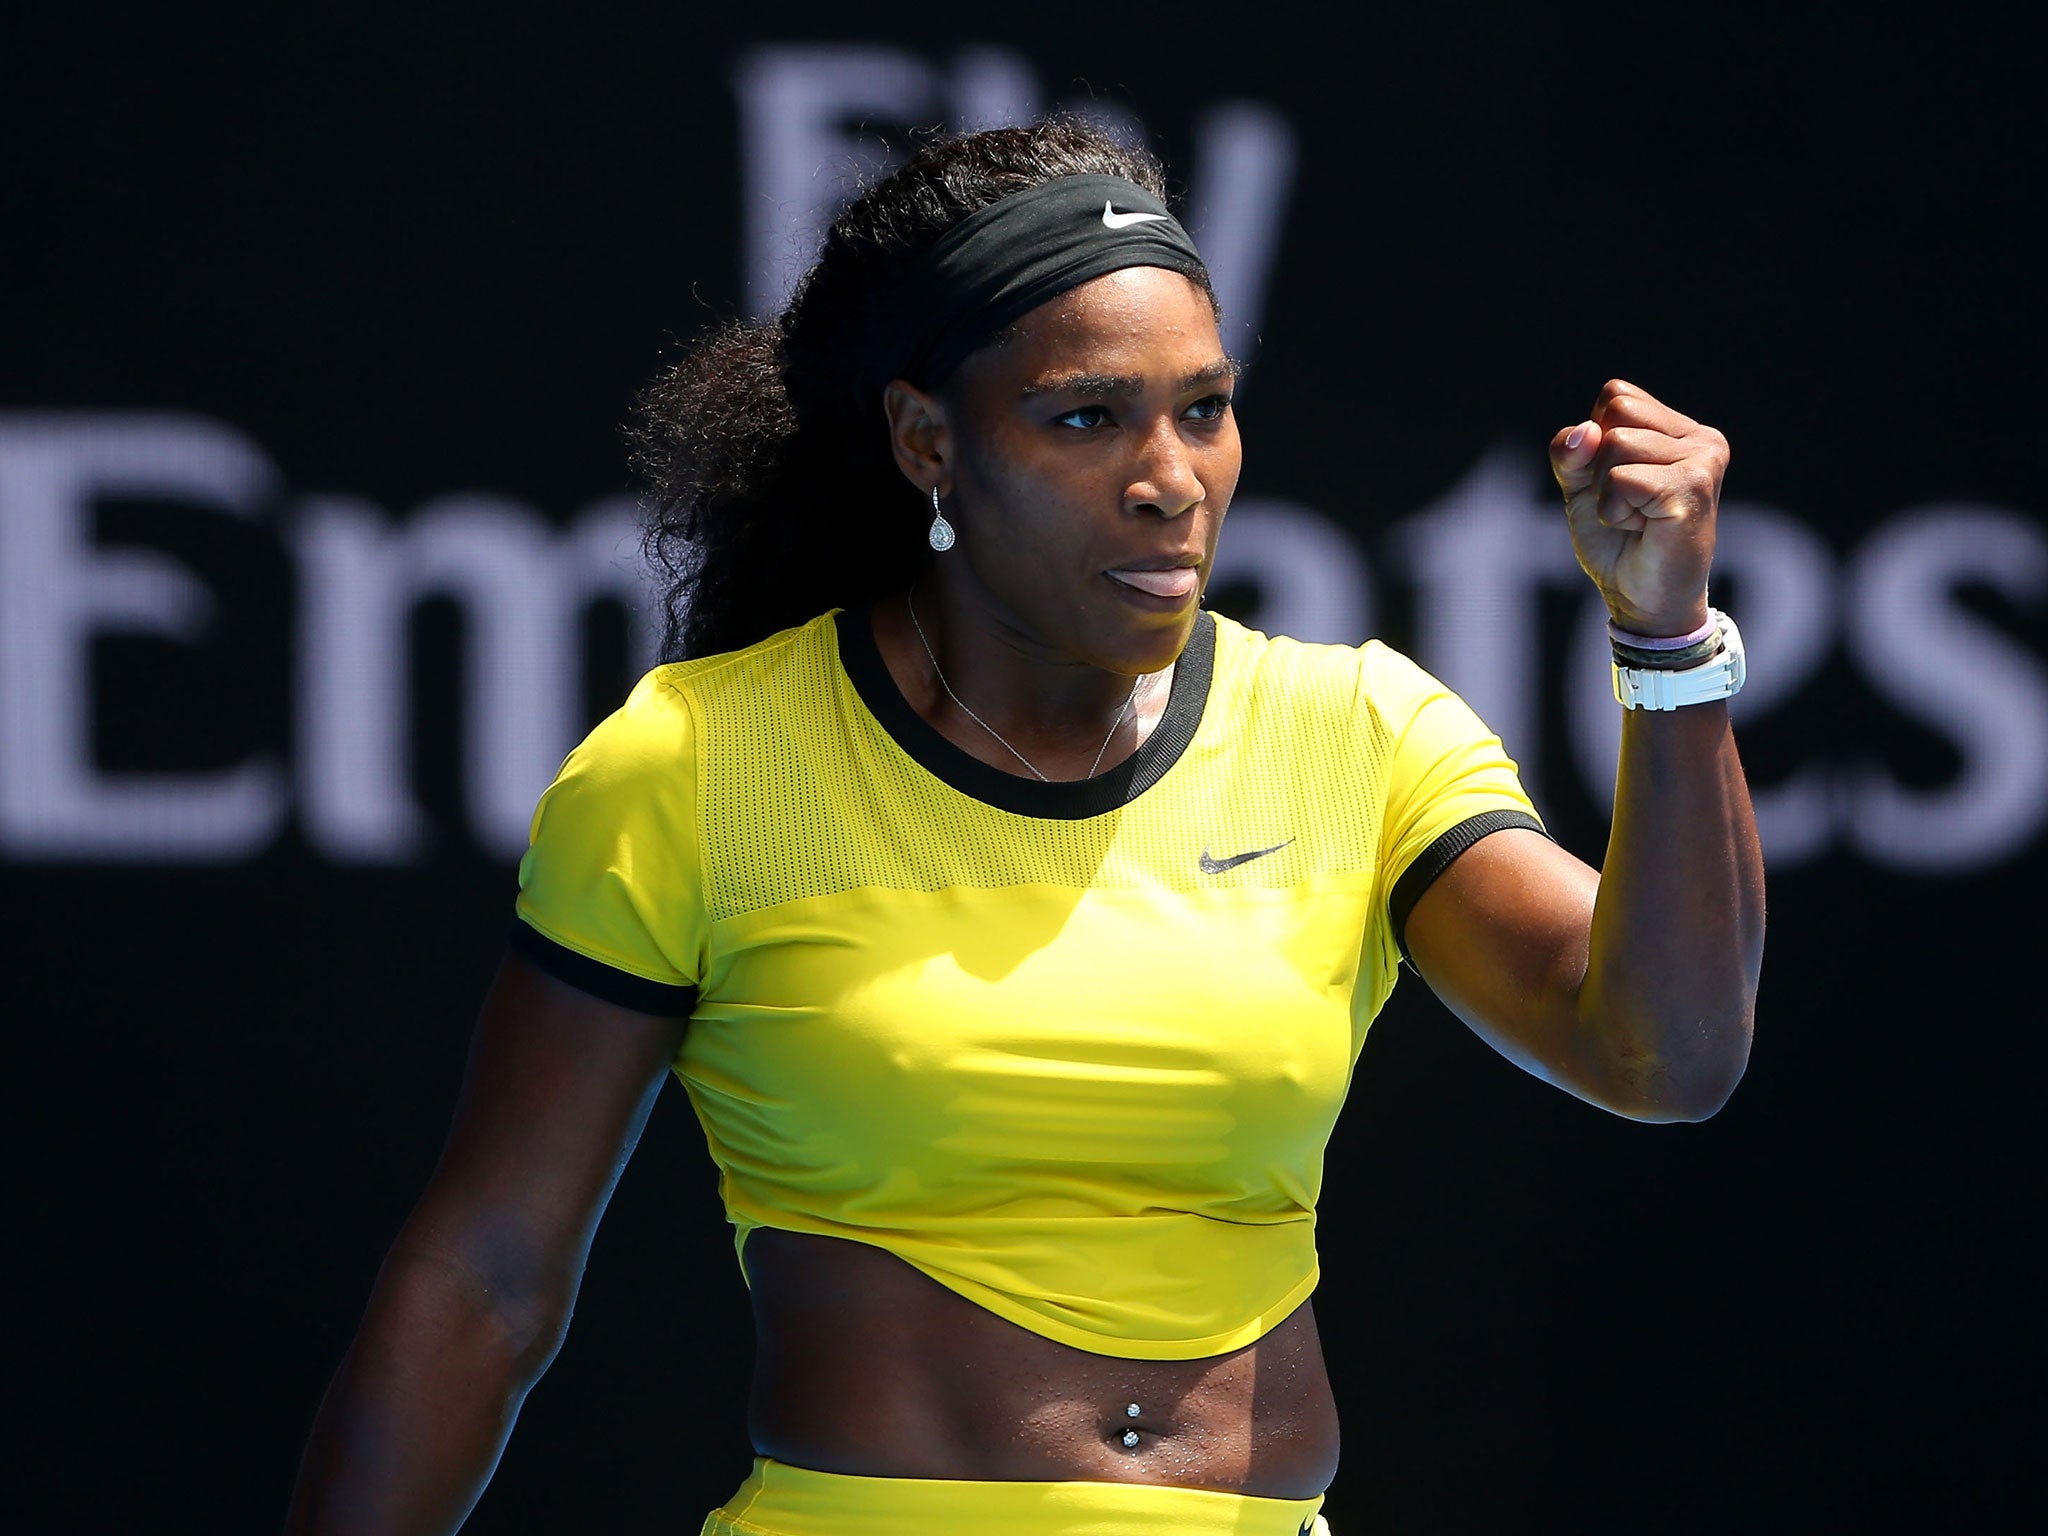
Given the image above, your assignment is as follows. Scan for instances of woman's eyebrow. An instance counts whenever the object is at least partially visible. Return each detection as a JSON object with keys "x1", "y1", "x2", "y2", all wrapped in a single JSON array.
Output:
[
  {"x1": 1181, "y1": 358, "x2": 1240, "y2": 391},
  {"x1": 1019, "y1": 358, "x2": 1239, "y2": 400},
  {"x1": 1020, "y1": 371, "x2": 1140, "y2": 400}
]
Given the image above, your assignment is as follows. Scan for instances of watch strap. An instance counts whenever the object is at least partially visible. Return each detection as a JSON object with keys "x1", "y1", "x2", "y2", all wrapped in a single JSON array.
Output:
[{"x1": 1611, "y1": 609, "x2": 1746, "y2": 710}]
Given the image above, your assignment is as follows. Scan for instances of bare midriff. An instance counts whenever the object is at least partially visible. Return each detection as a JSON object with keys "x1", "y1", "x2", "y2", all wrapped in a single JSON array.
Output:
[{"x1": 743, "y1": 1229, "x2": 1340, "y2": 1499}]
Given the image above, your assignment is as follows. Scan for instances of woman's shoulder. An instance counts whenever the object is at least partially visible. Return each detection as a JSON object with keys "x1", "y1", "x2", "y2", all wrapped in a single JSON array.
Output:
[
  {"x1": 610, "y1": 612, "x2": 838, "y2": 728},
  {"x1": 1207, "y1": 612, "x2": 1436, "y2": 712},
  {"x1": 1206, "y1": 616, "x2": 1496, "y2": 767}
]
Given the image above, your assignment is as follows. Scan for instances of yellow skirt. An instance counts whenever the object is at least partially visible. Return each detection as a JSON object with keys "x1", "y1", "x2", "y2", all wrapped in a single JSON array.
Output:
[{"x1": 701, "y1": 1457, "x2": 1329, "y2": 1535}]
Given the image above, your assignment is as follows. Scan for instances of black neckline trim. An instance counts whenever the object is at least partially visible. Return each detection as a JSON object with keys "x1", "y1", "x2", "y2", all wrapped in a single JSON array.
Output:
[{"x1": 833, "y1": 607, "x2": 1215, "y2": 820}]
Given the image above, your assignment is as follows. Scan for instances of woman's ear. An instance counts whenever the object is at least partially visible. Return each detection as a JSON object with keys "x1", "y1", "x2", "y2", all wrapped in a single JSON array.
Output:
[{"x1": 882, "y1": 379, "x2": 950, "y2": 496}]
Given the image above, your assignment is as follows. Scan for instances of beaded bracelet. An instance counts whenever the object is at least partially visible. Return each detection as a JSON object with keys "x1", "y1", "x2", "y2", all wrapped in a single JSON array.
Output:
[{"x1": 1609, "y1": 612, "x2": 1722, "y2": 672}]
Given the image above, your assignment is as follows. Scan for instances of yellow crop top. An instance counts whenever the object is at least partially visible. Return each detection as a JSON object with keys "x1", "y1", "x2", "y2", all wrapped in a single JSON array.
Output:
[{"x1": 511, "y1": 609, "x2": 1542, "y2": 1360}]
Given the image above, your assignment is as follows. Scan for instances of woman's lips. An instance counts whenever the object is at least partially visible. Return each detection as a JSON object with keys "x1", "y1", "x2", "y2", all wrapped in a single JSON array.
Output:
[{"x1": 1106, "y1": 567, "x2": 1198, "y2": 599}]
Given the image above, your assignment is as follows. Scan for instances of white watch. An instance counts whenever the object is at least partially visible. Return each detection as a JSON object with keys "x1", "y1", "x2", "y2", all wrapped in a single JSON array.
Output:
[{"x1": 1611, "y1": 609, "x2": 1746, "y2": 711}]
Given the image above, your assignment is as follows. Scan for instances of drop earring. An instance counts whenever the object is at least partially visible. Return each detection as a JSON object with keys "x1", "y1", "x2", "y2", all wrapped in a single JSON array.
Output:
[{"x1": 927, "y1": 486, "x2": 956, "y2": 552}]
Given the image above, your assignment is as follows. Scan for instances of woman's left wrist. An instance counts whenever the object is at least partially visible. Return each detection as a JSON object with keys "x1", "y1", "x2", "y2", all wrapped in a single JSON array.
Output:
[
  {"x1": 1611, "y1": 609, "x2": 1746, "y2": 709},
  {"x1": 1605, "y1": 595, "x2": 1712, "y2": 644}
]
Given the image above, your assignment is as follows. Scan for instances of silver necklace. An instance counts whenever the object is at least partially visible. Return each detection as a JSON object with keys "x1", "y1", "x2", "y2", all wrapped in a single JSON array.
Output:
[{"x1": 905, "y1": 589, "x2": 1139, "y2": 782}]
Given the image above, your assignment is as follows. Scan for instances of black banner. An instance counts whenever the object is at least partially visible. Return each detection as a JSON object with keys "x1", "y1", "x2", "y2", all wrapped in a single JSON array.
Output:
[{"x1": 8, "y1": 9, "x2": 2040, "y2": 1531}]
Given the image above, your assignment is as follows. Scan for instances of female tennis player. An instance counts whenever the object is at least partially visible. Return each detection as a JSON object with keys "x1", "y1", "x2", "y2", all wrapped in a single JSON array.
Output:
[{"x1": 285, "y1": 118, "x2": 1763, "y2": 1535}]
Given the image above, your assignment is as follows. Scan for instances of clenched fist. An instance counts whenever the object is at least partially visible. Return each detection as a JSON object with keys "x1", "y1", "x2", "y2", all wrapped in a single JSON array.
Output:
[{"x1": 1550, "y1": 379, "x2": 1729, "y2": 638}]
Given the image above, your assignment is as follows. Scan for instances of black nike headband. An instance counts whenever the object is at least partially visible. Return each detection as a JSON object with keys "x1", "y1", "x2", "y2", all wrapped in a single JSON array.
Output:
[{"x1": 882, "y1": 173, "x2": 1207, "y2": 395}]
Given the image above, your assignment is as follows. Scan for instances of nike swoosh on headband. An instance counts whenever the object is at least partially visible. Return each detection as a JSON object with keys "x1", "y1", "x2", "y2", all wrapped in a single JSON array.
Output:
[{"x1": 1102, "y1": 202, "x2": 1171, "y2": 230}]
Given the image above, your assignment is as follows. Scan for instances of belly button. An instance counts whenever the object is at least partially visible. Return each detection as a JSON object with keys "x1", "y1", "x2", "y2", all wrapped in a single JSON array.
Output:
[{"x1": 1118, "y1": 1402, "x2": 1143, "y2": 1449}]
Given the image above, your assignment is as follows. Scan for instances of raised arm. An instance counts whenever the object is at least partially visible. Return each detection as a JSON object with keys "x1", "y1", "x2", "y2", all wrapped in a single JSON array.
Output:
[
  {"x1": 284, "y1": 952, "x2": 688, "y2": 1535},
  {"x1": 1403, "y1": 380, "x2": 1764, "y2": 1122}
]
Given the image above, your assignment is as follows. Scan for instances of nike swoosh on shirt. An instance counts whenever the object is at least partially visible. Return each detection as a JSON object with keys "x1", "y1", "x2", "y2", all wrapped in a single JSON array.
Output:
[
  {"x1": 1102, "y1": 202, "x2": 1170, "y2": 230},
  {"x1": 1198, "y1": 839, "x2": 1294, "y2": 874}
]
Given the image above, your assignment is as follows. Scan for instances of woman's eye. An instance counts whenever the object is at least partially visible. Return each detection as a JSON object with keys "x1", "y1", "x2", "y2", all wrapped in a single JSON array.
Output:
[
  {"x1": 1054, "y1": 405, "x2": 1112, "y2": 430},
  {"x1": 1185, "y1": 394, "x2": 1233, "y2": 422}
]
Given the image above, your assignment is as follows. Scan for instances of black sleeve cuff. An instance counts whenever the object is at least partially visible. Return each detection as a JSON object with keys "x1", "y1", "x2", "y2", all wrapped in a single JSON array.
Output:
[
  {"x1": 507, "y1": 920, "x2": 700, "y2": 1017},
  {"x1": 1389, "y1": 810, "x2": 1551, "y2": 965}
]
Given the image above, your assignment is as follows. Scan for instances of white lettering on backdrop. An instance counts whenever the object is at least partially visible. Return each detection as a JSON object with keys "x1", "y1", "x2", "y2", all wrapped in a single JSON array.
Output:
[
  {"x1": 1843, "y1": 509, "x2": 2048, "y2": 868},
  {"x1": 732, "y1": 43, "x2": 1297, "y2": 366},
  {"x1": 2, "y1": 412, "x2": 2040, "y2": 872},
  {"x1": 0, "y1": 416, "x2": 287, "y2": 860},
  {"x1": 294, "y1": 494, "x2": 653, "y2": 862},
  {"x1": 3, "y1": 48, "x2": 2041, "y2": 872}
]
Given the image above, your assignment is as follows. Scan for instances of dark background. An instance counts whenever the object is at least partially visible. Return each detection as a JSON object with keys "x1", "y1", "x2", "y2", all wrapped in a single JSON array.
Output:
[{"x1": 7, "y1": 7, "x2": 2041, "y2": 1532}]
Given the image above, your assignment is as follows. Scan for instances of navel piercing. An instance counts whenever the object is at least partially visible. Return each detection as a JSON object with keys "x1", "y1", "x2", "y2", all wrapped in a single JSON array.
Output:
[
  {"x1": 1120, "y1": 1402, "x2": 1143, "y2": 1447},
  {"x1": 927, "y1": 486, "x2": 957, "y2": 552}
]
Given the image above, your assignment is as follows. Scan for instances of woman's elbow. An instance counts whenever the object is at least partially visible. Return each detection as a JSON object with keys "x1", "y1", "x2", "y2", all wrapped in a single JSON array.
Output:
[
  {"x1": 1607, "y1": 1013, "x2": 1753, "y2": 1123},
  {"x1": 1651, "y1": 1061, "x2": 1746, "y2": 1122},
  {"x1": 380, "y1": 1231, "x2": 581, "y2": 1389}
]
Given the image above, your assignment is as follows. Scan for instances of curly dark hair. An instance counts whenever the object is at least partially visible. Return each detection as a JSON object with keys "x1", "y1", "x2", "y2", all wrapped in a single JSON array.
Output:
[{"x1": 626, "y1": 118, "x2": 1216, "y2": 662}]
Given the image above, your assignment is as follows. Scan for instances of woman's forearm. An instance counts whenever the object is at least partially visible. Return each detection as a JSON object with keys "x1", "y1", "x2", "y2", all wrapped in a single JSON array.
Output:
[
  {"x1": 284, "y1": 1239, "x2": 566, "y2": 1536},
  {"x1": 1578, "y1": 700, "x2": 1765, "y2": 1120}
]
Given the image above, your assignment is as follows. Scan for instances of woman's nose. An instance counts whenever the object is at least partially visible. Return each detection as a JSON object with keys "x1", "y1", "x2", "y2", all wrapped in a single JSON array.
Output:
[{"x1": 1126, "y1": 420, "x2": 1205, "y2": 517}]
